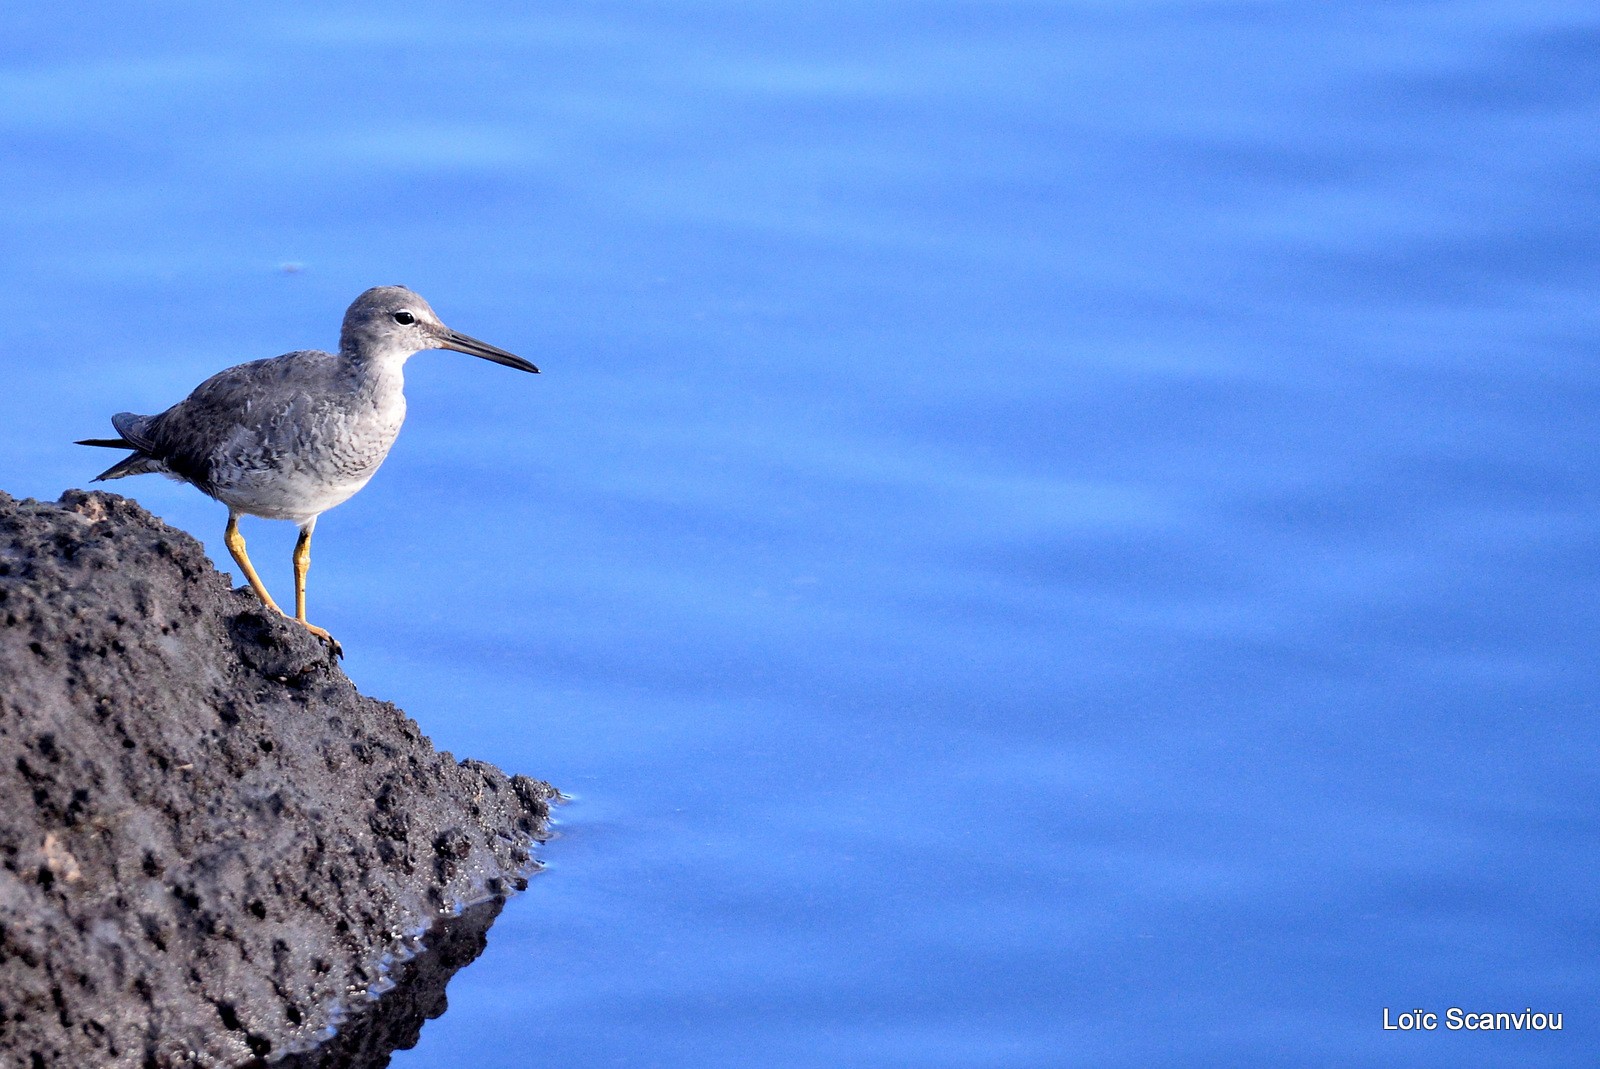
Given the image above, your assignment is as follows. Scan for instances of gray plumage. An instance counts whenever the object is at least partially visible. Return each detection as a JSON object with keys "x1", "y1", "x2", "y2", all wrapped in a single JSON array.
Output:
[
  {"x1": 78, "y1": 285, "x2": 537, "y2": 652},
  {"x1": 93, "y1": 348, "x2": 406, "y2": 523},
  {"x1": 83, "y1": 286, "x2": 536, "y2": 521}
]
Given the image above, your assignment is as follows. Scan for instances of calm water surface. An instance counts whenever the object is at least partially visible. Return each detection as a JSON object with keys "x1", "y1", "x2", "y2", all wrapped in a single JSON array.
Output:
[{"x1": 2, "y1": 2, "x2": 1597, "y2": 1066}]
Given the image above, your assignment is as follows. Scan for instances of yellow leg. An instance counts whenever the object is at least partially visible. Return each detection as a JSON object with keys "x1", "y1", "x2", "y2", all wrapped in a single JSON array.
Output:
[
  {"x1": 224, "y1": 514, "x2": 284, "y2": 616},
  {"x1": 293, "y1": 526, "x2": 311, "y2": 623},
  {"x1": 293, "y1": 524, "x2": 342, "y2": 657},
  {"x1": 224, "y1": 514, "x2": 340, "y2": 657}
]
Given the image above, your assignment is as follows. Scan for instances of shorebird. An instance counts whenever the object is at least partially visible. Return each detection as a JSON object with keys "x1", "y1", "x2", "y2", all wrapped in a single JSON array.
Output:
[{"x1": 77, "y1": 286, "x2": 537, "y2": 656}]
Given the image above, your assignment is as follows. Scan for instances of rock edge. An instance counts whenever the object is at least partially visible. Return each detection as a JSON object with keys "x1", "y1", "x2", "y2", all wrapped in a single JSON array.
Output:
[{"x1": 0, "y1": 490, "x2": 555, "y2": 1067}]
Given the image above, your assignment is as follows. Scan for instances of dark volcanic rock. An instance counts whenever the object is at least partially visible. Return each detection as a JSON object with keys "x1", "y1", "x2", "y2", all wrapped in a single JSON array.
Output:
[
  {"x1": 270, "y1": 897, "x2": 506, "y2": 1069},
  {"x1": 0, "y1": 490, "x2": 555, "y2": 1068}
]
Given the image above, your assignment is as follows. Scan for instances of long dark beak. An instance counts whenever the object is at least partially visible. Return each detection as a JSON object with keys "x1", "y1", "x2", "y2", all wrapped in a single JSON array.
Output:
[{"x1": 437, "y1": 329, "x2": 539, "y2": 373}]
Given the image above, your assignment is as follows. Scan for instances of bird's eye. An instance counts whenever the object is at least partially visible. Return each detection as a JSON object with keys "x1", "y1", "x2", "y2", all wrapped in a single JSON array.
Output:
[{"x1": 392, "y1": 311, "x2": 416, "y2": 325}]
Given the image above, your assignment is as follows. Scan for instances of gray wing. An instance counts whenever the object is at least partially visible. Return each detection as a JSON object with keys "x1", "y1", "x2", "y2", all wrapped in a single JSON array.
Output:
[
  {"x1": 139, "y1": 350, "x2": 341, "y2": 492},
  {"x1": 109, "y1": 412, "x2": 159, "y2": 452}
]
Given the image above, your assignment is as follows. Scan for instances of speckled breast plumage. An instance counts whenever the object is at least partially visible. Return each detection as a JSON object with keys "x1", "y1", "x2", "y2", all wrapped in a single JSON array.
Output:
[{"x1": 135, "y1": 349, "x2": 410, "y2": 525}]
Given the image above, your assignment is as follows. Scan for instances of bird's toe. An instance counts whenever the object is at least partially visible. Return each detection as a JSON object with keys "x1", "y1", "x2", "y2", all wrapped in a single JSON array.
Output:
[{"x1": 298, "y1": 620, "x2": 343, "y2": 659}]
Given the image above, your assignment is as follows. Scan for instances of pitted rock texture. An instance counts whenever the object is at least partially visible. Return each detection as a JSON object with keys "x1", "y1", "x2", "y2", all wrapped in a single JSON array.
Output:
[{"x1": 0, "y1": 490, "x2": 555, "y2": 1068}]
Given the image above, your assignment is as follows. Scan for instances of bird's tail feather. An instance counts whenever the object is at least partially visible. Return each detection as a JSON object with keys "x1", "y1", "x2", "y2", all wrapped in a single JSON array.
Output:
[
  {"x1": 78, "y1": 415, "x2": 164, "y2": 481},
  {"x1": 85, "y1": 451, "x2": 163, "y2": 482}
]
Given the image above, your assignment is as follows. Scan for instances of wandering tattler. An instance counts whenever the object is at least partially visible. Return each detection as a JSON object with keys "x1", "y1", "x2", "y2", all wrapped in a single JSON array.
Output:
[{"x1": 77, "y1": 286, "x2": 537, "y2": 656}]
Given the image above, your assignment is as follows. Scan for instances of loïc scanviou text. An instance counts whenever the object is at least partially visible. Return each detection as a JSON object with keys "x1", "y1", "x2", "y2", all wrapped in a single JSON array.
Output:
[{"x1": 1383, "y1": 1007, "x2": 1563, "y2": 1031}]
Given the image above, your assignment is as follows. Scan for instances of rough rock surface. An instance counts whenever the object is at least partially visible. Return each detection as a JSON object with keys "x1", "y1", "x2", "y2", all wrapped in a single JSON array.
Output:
[
  {"x1": 0, "y1": 490, "x2": 555, "y2": 1068},
  {"x1": 271, "y1": 898, "x2": 506, "y2": 1069}
]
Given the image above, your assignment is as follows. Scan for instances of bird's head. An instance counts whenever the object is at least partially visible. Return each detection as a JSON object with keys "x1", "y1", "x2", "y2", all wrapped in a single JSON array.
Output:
[{"x1": 338, "y1": 285, "x2": 538, "y2": 372}]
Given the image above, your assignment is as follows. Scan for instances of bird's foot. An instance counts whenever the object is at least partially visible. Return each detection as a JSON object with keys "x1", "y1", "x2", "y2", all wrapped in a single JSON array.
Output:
[{"x1": 295, "y1": 618, "x2": 344, "y2": 659}]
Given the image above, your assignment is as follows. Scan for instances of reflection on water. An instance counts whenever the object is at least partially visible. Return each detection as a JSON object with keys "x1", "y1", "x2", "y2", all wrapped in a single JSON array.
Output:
[
  {"x1": 3, "y1": 2, "x2": 1597, "y2": 1066},
  {"x1": 269, "y1": 899, "x2": 506, "y2": 1069}
]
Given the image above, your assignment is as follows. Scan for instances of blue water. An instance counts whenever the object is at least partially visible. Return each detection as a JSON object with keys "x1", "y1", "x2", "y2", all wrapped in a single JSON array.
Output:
[{"x1": 3, "y1": 2, "x2": 1597, "y2": 1065}]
